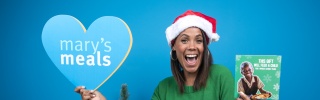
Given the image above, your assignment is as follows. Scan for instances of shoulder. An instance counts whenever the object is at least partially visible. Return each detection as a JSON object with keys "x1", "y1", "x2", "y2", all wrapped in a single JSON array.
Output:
[
  {"x1": 237, "y1": 77, "x2": 245, "y2": 83},
  {"x1": 253, "y1": 75, "x2": 262, "y2": 80},
  {"x1": 157, "y1": 76, "x2": 176, "y2": 87},
  {"x1": 210, "y1": 64, "x2": 232, "y2": 75},
  {"x1": 209, "y1": 64, "x2": 234, "y2": 81},
  {"x1": 159, "y1": 76, "x2": 175, "y2": 83},
  {"x1": 152, "y1": 76, "x2": 176, "y2": 99},
  {"x1": 208, "y1": 65, "x2": 235, "y2": 99}
]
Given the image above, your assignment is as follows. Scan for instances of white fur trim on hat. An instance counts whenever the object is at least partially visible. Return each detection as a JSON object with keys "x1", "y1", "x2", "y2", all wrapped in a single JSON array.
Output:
[{"x1": 166, "y1": 15, "x2": 220, "y2": 47}]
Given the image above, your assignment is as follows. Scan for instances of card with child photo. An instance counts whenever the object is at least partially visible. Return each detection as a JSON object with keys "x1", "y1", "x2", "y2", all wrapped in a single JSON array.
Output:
[{"x1": 234, "y1": 55, "x2": 281, "y2": 100}]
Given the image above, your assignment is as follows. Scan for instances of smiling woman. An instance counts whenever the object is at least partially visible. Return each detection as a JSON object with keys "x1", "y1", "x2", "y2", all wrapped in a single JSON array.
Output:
[
  {"x1": 151, "y1": 10, "x2": 235, "y2": 100},
  {"x1": 170, "y1": 27, "x2": 208, "y2": 91},
  {"x1": 74, "y1": 10, "x2": 235, "y2": 100}
]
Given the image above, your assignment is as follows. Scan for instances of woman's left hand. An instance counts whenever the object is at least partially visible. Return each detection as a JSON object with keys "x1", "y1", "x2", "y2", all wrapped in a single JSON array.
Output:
[{"x1": 74, "y1": 86, "x2": 107, "y2": 100}]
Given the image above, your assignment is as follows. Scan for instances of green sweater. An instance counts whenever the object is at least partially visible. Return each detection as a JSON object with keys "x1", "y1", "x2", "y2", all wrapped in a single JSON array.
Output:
[{"x1": 151, "y1": 64, "x2": 235, "y2": 100}]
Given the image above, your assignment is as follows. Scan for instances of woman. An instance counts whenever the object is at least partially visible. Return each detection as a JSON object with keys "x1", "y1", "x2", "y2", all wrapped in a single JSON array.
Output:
[{"x1": 75, "y1": 10, "x2": 234, "y2": 100}]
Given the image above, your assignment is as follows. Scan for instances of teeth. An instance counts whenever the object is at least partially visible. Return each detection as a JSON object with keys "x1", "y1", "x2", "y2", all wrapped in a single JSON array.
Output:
[{"x1": 186, "y1": 55, "x2": 197, "y2": 57}]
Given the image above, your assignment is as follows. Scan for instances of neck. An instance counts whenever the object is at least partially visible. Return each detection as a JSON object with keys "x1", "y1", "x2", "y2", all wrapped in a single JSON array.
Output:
[
  {"x1": 245, "y1": 75, "x2": 252, "y2": 82},
  {"x1": 184, "y1": 71, "x2": 198, "y2": 86}
]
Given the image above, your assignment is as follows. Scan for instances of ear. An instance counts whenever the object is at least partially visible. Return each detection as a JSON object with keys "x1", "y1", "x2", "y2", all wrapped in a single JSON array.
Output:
[{"x1": 172, "y1": 46, "x2": 176, "y2": 51}]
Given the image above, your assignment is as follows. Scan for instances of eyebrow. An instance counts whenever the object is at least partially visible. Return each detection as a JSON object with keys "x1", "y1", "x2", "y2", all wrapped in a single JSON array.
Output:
[
  {"x1": 180, "y1": 34, "x2": 189, "y2": 37},
  {"x1": 196, "y1": 34, "x2": 203, "y2": 38},
  {"x1": 180, "y1": 34, "x2": 203, "y2": 38}
]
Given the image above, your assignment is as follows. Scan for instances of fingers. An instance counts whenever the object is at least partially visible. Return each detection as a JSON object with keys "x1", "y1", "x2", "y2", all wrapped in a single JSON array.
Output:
[
  {"x1": 75, "y1": 86, "x2": 97, "y2": 100},
  {"x1": 90, "y1": 93, "x2": 96, "y2": 98},
  {"x1": 82, "y1": 95, "x2": 92, "y2": 100},
  {"x1": 268, "y1": 92, "x2": 272, "y2": 97},
  {"x1": 81, "y1": 89, "x2": 96, "y2": 100},
  {"x1": 75, "y1": 86, "x2": 86, "y2": 93},
  {"x1": 80, "y1": 88, "x2": 88, "y2": 94},
  {"x1": 85, "y1": 90, "x2": 97, "y2": 100}
]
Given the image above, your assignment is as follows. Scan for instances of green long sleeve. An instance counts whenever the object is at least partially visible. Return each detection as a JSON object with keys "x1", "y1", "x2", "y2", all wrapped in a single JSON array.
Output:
[{"x1": 152, "y1": 64, "x2": 235, "y2": 100}]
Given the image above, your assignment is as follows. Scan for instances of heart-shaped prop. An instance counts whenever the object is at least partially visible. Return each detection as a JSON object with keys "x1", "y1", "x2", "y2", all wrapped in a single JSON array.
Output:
[{"x1": 42, "y1": 15, "x2": 133, "y2": 90}]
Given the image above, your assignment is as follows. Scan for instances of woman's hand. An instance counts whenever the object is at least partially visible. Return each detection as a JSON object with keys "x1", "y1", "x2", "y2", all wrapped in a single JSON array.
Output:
[{"x1": 74, "y1": 86, "x2": 107, "y2": 100}]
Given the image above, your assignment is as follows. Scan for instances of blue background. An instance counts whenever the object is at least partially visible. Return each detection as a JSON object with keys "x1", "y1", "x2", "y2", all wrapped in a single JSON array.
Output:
[{"x1": 2, "y1": 0, "x2": 319, "y2": 99}]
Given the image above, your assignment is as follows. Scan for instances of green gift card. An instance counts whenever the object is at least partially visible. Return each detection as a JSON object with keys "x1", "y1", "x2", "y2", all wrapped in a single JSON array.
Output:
[{"x1": 234, "y1": 55, "x2": 281, "y2": 100}]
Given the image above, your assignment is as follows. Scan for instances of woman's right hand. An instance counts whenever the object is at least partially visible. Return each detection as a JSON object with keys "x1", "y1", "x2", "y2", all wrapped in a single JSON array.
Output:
[{"x1": 74, "y1": 86, "x2": 107, "y2": 100}]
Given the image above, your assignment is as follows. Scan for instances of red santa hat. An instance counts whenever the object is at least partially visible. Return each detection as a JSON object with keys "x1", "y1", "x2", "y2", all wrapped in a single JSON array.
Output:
[{"x1": 166, "y1": 10, "x2": 220, "y2": 47}]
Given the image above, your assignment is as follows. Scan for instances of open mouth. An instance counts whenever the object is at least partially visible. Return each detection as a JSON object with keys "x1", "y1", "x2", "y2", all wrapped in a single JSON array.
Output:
[{"x1": 185, "y1": 54, "x2": 198, "y2": 65}]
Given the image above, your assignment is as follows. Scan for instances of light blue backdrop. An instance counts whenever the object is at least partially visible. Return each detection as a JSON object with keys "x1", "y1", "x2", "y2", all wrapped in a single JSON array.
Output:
[{"x1": 1, "y1": 0, "x2": 319, "y2": 100}]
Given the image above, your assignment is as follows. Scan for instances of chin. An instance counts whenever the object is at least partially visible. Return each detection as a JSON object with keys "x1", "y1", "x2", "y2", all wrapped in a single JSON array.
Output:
[
  {"x1": 245, "y1": 74, "x2": 252, "y2": 78},
  {"x1": 184, "y1": 66, "x2": 199, "y2": 73}
]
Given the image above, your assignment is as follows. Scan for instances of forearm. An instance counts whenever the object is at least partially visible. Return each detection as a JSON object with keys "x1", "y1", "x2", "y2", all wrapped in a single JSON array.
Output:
[{"x1": 238, "y1": 92, "x2": 250, "y2": 100}]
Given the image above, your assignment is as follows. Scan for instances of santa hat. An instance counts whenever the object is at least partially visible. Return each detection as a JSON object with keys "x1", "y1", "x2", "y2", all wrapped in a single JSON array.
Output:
[{"x1": 166, "y1": 10, "x2": 220, "y2": 47}]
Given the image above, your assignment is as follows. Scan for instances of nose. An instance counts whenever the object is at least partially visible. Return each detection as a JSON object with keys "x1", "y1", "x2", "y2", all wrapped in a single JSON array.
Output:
[
  {"x1": 188, "y1": 41, "x2": 196, "y2": 51},
  {"x1": 243, "y1": 69, "x2": 251, "y2": 73}
]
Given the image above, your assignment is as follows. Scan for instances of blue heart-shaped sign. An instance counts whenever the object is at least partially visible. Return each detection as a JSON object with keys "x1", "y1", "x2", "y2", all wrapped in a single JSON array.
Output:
[{"x1": 42, "y1": 15, "x2": 133, "y2": 90}]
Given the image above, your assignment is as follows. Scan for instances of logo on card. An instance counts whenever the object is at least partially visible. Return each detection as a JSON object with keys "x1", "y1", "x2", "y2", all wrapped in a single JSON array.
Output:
[{"x1": 42, "y1": 15, "x2": 133, "y2": 90}]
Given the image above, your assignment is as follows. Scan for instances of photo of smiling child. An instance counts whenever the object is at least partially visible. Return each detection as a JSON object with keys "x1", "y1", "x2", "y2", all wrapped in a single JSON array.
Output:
[{"x1": 235, "y1": 55, "x2": 282, "y2": 100}]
